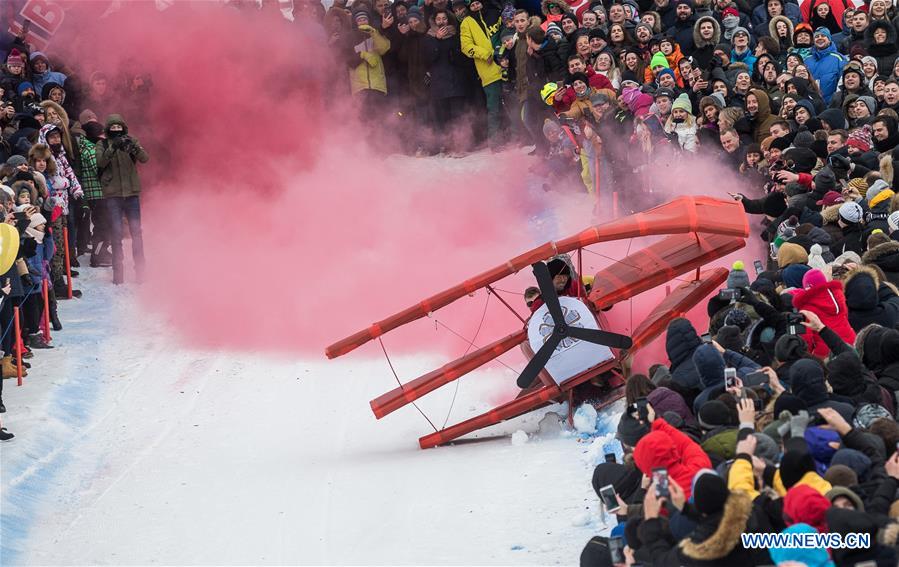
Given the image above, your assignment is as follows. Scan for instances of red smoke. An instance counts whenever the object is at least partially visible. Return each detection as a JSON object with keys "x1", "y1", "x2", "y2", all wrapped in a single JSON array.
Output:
[{"x1": 52, "y1": 4, "x2": 760, "y2": 363}]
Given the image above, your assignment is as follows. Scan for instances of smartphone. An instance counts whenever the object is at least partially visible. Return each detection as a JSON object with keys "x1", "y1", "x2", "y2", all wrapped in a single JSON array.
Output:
[
  {"x1": 652, "y1": 468, "x2": 669, "y2": 498},
  {"x1": 724, "y1": 368, "x2": 737, "y2": 389},
  {"x1": 608, "y1": 536, "x2": 625, "y2": 564},
  {"x1": 599, "y1": 484, "x2": 620, "y2": 513},
  {"x1": 604, "y1": 453, "x2": 616, "y2": 464},
  {"x1": 753, "y1": 260, "x2": 764, "y2": 275},
  {"x1": 742, "y1": 370, "x2": 769, "y2": 387}
]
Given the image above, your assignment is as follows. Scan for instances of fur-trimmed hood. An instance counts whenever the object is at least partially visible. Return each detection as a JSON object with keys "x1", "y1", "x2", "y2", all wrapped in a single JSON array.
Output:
[
  {"x1": 769, "y1": 15, "x2": 794, "y2": 42},
  {"x1": 541, "y1": 0, "x2": 571, "y2": 16},
  {"x1": 680, "y1": 490, "x2": 753, "y2": 560},
  {"x1": 693, "y1": 16, "x2": 721, "y2": 49},
  {"x1": 820, "y1": 203, "x2": 842, "y2": 224},
  {"x1": 863, "y1": 240, "x2": 899, "y2": 267}
]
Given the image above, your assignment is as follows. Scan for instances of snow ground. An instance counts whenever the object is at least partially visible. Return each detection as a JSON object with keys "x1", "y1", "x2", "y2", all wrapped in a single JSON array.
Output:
[{"x1": 1, "y1": 263, "x2": 623, "y2": 565}]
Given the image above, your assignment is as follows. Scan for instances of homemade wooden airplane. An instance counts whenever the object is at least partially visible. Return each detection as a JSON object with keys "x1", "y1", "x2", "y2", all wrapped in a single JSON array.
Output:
[{"x1": 326, "y1": 196, "x2": 749, "y2": 448}]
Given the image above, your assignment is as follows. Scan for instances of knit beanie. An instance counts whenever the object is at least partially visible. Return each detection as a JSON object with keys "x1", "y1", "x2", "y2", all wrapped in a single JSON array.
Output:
[
  {"x1": 692, "y1": 471, "x2": 729, "y2": 515},
  {"x1": 649, "y1": 51, "x2": 669, "y2": 69},
  {"x1": 846, "y1": 127, "x2": 872, "y2": 152},
  {"x1": 672, "y1": 92, "x2": 692, "y2": 114},
  {"x1": 847, "y1": 177, "x2": 868, "y2": 197},
  {"x1": 806, "y1": 244, "x2": 829, "y2": 274},
  {"x1": 783, "y1": 263, "x2": 812, "y2": 288},
  {"x1": 838, "y1": 201, "x2": 864, "y2": 224},
  {"x1": 775, "y1": 334, "x2": 808, "y2": 363},
  {"x1": 750, "y1": 432, "x2": 778, "y2": 464},
  {"x1": 889, "y1": 211, "x2": 899, "y2": 233},
  {"x1": 870, "y1": 189, "x2": 895, "y2": 209},
  {"x1": 777, "y1": 242, "x2": 809, "y2": 268},
  {"x1": 617, "y1": 412, "x2": 649, "y2": 447},
  {"x1": 824, "y1": 467, "x2": 859, "y2": 489},
  {"x1": 793, "y1": 129, "x2": 815, "y2": 149},
  {"x1": 6, "y1": 49, "x2": 24, "y2": 67},
  {"x1": 698, "y1": 400, "x2": 735, "y2": 429},
  {"x1": 866, "y1": 179, "x2": 890, "y2": 204},
  {"x1": 853, "y1": 403, "x2": 893, "y2": 429},
  {"x1": 724, "y1": 261, "x2": 749, "y2": 289}
]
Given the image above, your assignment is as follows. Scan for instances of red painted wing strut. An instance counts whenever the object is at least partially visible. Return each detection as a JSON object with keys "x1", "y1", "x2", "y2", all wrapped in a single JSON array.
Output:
[{"x1": 325, "y1": 197, "x2": 749, "y2": 359}]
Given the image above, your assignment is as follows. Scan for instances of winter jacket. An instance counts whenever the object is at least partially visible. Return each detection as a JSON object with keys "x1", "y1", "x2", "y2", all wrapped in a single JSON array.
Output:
[
  {"x1": 865, "y1": 20, "x2": 899, "y2": 77},
  {"x1": 426, "y1": 28, "x2": 471, "y2": 102},
  {"x1": 666, "y1": 318, "x2": 703, "y2": 391},
  {"x1": 633, "y1": 418, "x2": 712, "y2": 500},
  {"x1": 666, "y1": 17, "x2": 696, "y2": 56},
  {"x1": 791, "y1": 275, "x2": 856, "y2": 358},
  {"x1": 345, "y1": 27, "x2": 391, "y2": 95},
  {"x1": 691, "y1": 16, "x2": 720, "y2": 69},
  {"x1": 863, "y1": 241, "x2": 899, "y2": 288},
  {"x1": 460, "y1": 5, "x2": 504, "y2": 87},
  {"x1": 692, "y1": 344, "x2": 761, "y2": 414},
  {"x1": 28, "y1": 52, "x2": 67, "y2": 95},
  {"x1": 844, "y1": 266, "x2": 899, "y2": 332},
  {"x1": 23, "y1": 236, "x2": 55, "y2": 295},
  {"x1": 753, "y1": 1, "x2": 801, "y2": 31},
  {"x1": 637, "y1": 490, "x2": 756, "y2": 567},
  {"x1": 830, "y1": 221, "x2": 865, "y2": 257},
  {"x1": 789, "y1": 359, "x2": 856, "y2": 422},
  {"x1": 803, "y1": 41, "x2": 847, "y2": 104},
  {"x1": 95, "y1": 115, "x2": 149, "y2": 199},
  {"x1": 748, "y1": 89, "x2": 778, "y2": 144},
  {"x1": 647, "y1": 386, "x2": 697, "y2": 427}
]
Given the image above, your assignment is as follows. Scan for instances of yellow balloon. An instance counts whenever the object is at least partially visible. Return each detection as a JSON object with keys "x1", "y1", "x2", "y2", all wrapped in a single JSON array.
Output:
[{"x1": 0, "y1": 223, "x2": 20, "y2": 275}]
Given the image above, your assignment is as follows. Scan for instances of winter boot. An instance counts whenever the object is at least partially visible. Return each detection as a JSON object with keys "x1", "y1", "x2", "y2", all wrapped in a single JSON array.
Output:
[
  {"x1": 0, "y1": 427, "x2": 13, "y2": 441},
  {"x1": 90, "y1": 250, "x2": 112, "y2": 267},
  {"x1": 2, "y1": 356, "x2": 25, "y2": 378},
  {"x1": 28, "y1": 335, "x2": 53, "y2": 349}
]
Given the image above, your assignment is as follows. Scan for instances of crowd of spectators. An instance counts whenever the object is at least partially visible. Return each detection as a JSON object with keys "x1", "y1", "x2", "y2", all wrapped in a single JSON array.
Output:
[
  {"x1": 325, "y1": 0, "x2": 899, "y2": 562},
  {"x1": 0, "y1": 30, "x2": 149, "y2": 440}
]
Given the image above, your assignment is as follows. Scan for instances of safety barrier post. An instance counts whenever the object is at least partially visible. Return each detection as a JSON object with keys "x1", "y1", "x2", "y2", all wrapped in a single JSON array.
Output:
[
  {"x1": 13, "y1": 306, "x2": 23, "y2": 386},
  {"x1": 63, "y1": 226, "x2": 72, "y2": 299},
  {"x1": 41, "y1": 279, "x2": 51, "y2": 342}
]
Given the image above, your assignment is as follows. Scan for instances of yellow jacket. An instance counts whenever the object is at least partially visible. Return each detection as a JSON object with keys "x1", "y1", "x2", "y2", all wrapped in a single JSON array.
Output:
[
  {"x1": 349, "y1": 26, "x2": 391, "y2": 95},
  {"x1": 460, "y1": 13, "x2": 503, "y2": 87},
  {"x1": 728, "y1": 456, "x2": 832, "y2": 499}
]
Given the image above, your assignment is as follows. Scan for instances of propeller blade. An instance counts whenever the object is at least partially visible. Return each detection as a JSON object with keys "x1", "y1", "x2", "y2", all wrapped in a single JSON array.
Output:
[
  {"x1": 533, "y1": 262, "x2": 564, "y2": 324},
  {"x1": 516, "y1": 333, "x2": 563, "y2": 389},
  {"x1": 567, "y1": 326, "x2": 634, "y2": 350}
]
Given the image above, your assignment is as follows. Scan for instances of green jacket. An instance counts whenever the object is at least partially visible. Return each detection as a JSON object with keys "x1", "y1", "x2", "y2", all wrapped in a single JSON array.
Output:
[{"x1": 95, "y1": 114, "x2": 149, "y2": 199}]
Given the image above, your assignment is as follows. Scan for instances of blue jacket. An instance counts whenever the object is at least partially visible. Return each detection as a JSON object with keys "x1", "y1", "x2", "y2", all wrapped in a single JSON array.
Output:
[
  {"x1": 804, "y1": 42, "x2": 846, "y2": 104},
  {"x1": 29, "y1": 51, "x2": 67, "y2": 95},
  {"x1": 24, "y1": 237, "x2": 55, "y2": 295},
  {"x1": 730, "y1": 48, "x2": 757, "y2": 70},
  {"x1": 691, "y1": 343, "x2": 761, "y2": 414}
]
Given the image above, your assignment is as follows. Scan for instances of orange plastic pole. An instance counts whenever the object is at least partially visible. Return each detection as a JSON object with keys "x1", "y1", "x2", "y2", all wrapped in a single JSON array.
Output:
[
  {"x1": 63, "y1": 226, "x2": 72, "y2": 299},
  {"x1": 13, "y1": 306, "x2": 22, "y2": 386},
  {"x1": 41, "y1": 279, "x2": 51, "y2": 342}
]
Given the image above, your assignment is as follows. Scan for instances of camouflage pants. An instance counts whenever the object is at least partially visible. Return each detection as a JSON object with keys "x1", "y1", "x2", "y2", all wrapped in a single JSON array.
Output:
[{"x1": 50, "y1": 215, "x2": 66, "y2": 283}]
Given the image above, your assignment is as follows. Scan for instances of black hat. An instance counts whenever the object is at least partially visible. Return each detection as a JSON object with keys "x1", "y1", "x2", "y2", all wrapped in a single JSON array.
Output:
[
  {"x1": 780, "y1": 438, "x2": 817, "y2": 488},
  {"x1": 773, "y1": 393, "x2": 808, "y2": 417},
  {"x1": 654, "y1": 87, "x2": 675, "y2": 100},
  {"x1": 616, "y1": 412, "x2": 649, "y2": 447},
  {"x1": 693, "y1": 472, "x2": 729, "y2": 515},
  {"x1": 570, "y1": 72, "x2": 590, "y2": 85},
  {"x1": 783, "y1": 147, "x2": 817, "y2": 173},
  {"x1": 588, "y1": 27, "x2": 607, "y2": 41},
  {"x1": 591, "y1": 462, "x2": 643, "y2": 501},
  {"x1": 715, "y1": 325, "x2": 743, "y2": 353},
  {"x1": 546, "y1": 258, "x2": 571, "y2": 277},
  {"x1": 698, "y1": 400, "x2": 735, "y2": 429},
  {"x1": 770, "y1": 136, "x2": 792, "y2": 151},
  {"x1": 775, "y1": 334, "x2": 807, "y2": 362}
]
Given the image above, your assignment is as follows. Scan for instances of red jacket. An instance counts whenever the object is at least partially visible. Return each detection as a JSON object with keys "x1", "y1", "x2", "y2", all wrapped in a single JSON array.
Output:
[
  {"x1": 633, "y1": 418, "x2": 712, "y2": 500},
  {"x1": 783, "y1": 485, "x2": 830, "y2": 533},
  {"x1": 791, "y1": 271, "x2": 856, "y2": 357}
]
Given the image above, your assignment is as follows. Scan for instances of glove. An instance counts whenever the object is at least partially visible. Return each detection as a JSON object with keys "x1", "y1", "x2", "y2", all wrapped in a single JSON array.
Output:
[
  {"x1": 790, "y1": 410, "x2": 812, "y2": 438},
  {"x1": 829, "y1": 154, "x2": 850, "y2": 170},
  {"x1": 112, "y1": 136, "x2": 126, "y2": 150},
  {"x1": 21, "y1": 274, "x2": 33, "y2": 289}
]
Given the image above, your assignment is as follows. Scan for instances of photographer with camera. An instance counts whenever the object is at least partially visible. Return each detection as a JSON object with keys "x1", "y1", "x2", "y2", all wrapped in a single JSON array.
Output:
[{"x1": 95, "y1": 114, "x2": 149, "y2": 285}]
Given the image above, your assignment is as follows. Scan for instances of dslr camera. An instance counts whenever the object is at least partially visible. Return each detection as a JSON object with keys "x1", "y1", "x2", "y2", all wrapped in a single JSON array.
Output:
[
  {"x1": 786, "y1": 310, "x2": 806, "y2": 335},
  {"x1": 717, "y1": 288, "x2": 742, "y2": 303}
]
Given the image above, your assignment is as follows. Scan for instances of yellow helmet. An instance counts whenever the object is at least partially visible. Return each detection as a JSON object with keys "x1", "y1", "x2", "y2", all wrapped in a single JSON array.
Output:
[{"x1": 541, "y1": 82, "x2": 559, "y2": 105}]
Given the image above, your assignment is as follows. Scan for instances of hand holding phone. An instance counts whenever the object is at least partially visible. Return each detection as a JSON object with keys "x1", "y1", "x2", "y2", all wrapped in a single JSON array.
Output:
[
  {"x1": 652, "y1": 468, "x2": 669, "y2": 499},
  {"x1": 599, "y1": 484, "x2": 621, "y2": 513}
]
